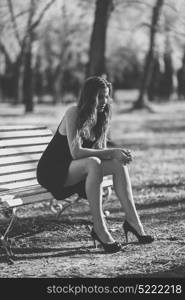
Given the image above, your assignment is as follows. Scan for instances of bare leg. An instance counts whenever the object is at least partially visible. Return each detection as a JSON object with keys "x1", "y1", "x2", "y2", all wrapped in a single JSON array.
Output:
[
  {"x1": 101, "y1": 159, "x2": 145, "y2": 235},
  {"x1": 64, "y1": 157, "x2": 115, "y2": 243}
]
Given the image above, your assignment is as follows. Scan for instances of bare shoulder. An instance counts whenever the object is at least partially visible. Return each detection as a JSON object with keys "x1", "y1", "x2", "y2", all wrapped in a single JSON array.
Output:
[
  {"x1": 65, "y1": 105, "x2": 78, "y2": 119},
  {"x1": 65, "y1": 105, "x2": 78, "y2": 132},
  {"x1": 65, "y1": 105, "x2": 78, "y2": 136},
  {"x1": 58, "y1": 105, "x2": 78, "y2": 135}
]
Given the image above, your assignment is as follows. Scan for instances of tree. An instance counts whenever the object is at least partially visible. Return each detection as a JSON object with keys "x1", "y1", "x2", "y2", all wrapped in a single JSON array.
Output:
[
  {"x1": 159, "y1": 34, "x2": 174, "y2": 100},
  {"x1": 177, "y1": 49, "x2": 185, "y2": 100},
  {"x1": 86, "y1": 0, "x2": 114, "y2": 77},
  {"x1": 39, "y1": 1, "x2": 89, "y2": 104},
  {"x1": 133, "y1": 0, "x2": 164, "y2": 109},
  {"x1": 4, "y1": 0, "x2": 56, "y2": 112},
  {"x1": 146, "y1": 52, "x2": 161, "y2": 101}
]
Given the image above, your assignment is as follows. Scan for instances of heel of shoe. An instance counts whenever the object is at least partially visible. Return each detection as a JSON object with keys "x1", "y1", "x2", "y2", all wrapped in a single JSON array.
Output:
[
  {"x1": 123, "y1": 220, "x2": 154, "y2": 244},
  {"x1": 90, "y1": 228, "x2": 122, "y2": 253}
]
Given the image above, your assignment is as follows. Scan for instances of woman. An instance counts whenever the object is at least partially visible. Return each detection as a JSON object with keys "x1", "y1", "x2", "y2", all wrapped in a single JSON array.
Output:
[{"x1": 37, "y1": 76, "x2": 154, "y2": 253}]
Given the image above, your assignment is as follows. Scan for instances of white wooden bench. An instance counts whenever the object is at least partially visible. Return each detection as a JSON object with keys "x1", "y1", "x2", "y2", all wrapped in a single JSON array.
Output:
[{"x1": 0, "y1": 125, "x2": 113, "y2": 262}]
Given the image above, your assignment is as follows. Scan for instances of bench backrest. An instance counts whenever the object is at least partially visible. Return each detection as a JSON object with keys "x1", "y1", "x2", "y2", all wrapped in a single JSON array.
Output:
[
  {"x1": 0, "y1": 125, "x2": 53, "y2": 193},
  {"x1": 0, "y1": 125, "x2": 113, "y2": 209}
]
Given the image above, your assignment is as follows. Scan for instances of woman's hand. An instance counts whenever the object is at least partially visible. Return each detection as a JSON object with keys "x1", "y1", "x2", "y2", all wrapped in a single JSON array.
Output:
[
  {"x1": 121, "y1": 149, "x2": 132, "y2": 159},
  {"x1": 112, "y1": 148, "x2": 132, "y2": 165}
]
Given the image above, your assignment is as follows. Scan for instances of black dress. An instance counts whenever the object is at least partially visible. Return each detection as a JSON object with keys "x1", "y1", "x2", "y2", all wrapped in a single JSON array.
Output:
[{"x1": 36, "y1": 128, "x2": 94, "y2": 200}]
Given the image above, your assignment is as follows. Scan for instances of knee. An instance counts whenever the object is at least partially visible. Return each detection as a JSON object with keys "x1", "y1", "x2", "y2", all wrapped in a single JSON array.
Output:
[
  {"x1": 86, "y1": 156, "x2": 103, "y2": 178},
  {"x1": 111, "y1": 158, "x2": 128, "y2": 174}
]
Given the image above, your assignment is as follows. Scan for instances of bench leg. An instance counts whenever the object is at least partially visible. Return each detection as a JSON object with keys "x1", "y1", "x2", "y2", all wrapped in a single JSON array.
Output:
[
  {"x1": 50, "y1": 196, "x2": 82, "y2": 219},
  {"x1": 49, "y1": 199, "x2": 64, "y2": 217},
  {"x1": 0, "y1": 235, "x2": 14, "y2": 264},
  {"x1": 57, "y1": 196, "x2": 82, "y2": 218},
  {"x1": 102, "y1": 186, "x2": 112, "y2": 217},
  {"x1": 49, "y1": 188, "x2": 112, "y2": 221},
  {"x1": 0, "y1": 208, "x2": 17, "y2": 264}
]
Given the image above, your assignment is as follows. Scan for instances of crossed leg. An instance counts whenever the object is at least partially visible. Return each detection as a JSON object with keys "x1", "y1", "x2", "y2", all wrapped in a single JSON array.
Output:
[
  {"x1": 64, "y1": 156, "x2": 144, "y2": 244},
  {"x1": 64, "y1": 156, "x2": 115, "y2": 243}
]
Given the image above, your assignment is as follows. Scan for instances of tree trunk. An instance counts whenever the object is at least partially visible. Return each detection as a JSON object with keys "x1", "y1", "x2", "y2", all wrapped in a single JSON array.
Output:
[
  {"x1": 23, "y1": 35, "x2": 33, "y2": 112},
  {"x1": 86, "y1": 0, "x2": 114, "y2": 77},
  {"x1": 53, "y1": 68, "x2": 64, "y2": 105},
  {"x1": 177, "y1": 49, "x2": 185, "y2": 100},
  {"x1": 12, "y1": 53, "x2": 23, "y2": 104},
  {"x1": 0, "y1": 43, "x2": 19, "y2": 102},
  {"x1": 147, "y1": 54, "x2": 161, "y2": 101},
  {"x1": 133, "y1": 0, "x2": 164, "y2": 109},
  {"x1": 23, "y1": 0, "x2": 35, "y2": 113},
  {"x1": 159, "y1": 52, "x2": 173, "y2": 100}
]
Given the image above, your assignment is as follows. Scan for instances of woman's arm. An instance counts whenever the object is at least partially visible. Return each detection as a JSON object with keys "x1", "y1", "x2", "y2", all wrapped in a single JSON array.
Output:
[
  {"x1": 64, "y1": 106, "x2": 114, "y2": 160},
  {"x1": 64, "y1": 106, "x2": 132, "y2": 164}
]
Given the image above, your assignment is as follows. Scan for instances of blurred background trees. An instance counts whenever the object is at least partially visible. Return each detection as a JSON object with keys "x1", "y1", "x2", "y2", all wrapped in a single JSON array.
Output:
[{"x1": 0, "y1": 0, "x2": 185, "y2": 112}]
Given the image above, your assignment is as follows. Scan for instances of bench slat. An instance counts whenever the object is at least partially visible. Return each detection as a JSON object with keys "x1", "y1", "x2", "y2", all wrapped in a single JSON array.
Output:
[
  {"x1": 0, "y1": 145, "x2": 47, "y2": 156},
  {"x1": 0, "y1": 179, "x2": 38, "y2": 191},
  {"x1": 0, "y1": 181, "x2": 113, "y2": 209},
  {"x1": 0, "y1": 184, "x2": 43, "y2": 196},
  {"x1": 0, "y1": 177, "x2": 112, "y2": 194},
  {"x1": 12, "y1": 186, "x2": 48, "y2": 197},
  {"x1": 0, "y1": 129, "x2": 52, "y2": 139},
  {"x1": 0, "y1": 136, "x2": 52, "y2": 147},
  {"x1": 0, "y1": 125, "x2": 48, "y2": 131},
  {"x1": 0, "y1": 192, "x2": 53, "y2": 209},
  {"x1": 0, "y1": 174, "x2": 112, "y2": 188},
  {"x1": 102, "y1": 178, "x2": 113, "y2": 188},
  {"x1": 0, "y1": 177, "x2": 112, "y2": 196},
  {"x1": 14, "y1": 192, "x2": 53, "y2": 207},
  {"x1": 0, "y1": 171, "x2": 36, "y2": 184},
  {"x1": 0, "y1": 162, "x2": 37, "y2": 175},
  {"x1": 0, "y1": 153, "x2": 42, "y2": 165}
]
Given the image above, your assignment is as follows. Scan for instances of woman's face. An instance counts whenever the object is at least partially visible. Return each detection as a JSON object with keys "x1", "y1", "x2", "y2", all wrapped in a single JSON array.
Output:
[{"x1": 96, "y1": 87, "x2": 109, "y2": 112}]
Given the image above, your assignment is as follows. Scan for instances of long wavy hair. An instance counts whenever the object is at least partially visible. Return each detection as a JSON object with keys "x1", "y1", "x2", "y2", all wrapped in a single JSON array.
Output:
[{"x1": 75, "y1": 76, "x2": 112, "y2": 148}]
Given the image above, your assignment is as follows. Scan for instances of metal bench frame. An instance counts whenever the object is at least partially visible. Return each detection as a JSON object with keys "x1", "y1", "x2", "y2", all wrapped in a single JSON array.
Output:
[{"x1": 0, "y1": 125, "x2": 113, "y2": 263}]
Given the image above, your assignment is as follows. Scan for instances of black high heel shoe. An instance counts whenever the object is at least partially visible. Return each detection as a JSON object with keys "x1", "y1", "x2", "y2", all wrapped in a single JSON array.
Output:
[
  {"x1": 90, "y1": 228, "x2": 122, "y2": 253},
  {"x1": 123, "y1": 220, "x2": 154, "y2": 244}
]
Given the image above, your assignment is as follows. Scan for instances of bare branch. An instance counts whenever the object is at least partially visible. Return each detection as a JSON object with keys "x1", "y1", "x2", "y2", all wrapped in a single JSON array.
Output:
[
  {"x1": 172, "y1": 29, "x2": 185, "y2": 38},
  {"x1": 30, "y1": 0, "x2": 57, "y2": 31},
  {"x1": 139, "y1": 22, "x2": 152, "y2": 29},
  {"x1": 23, "y1": 0, "x2": 35, "y2": 38},
  {"x1": 17, "y1": 0, "x2": 35, "y2": 53},
  {"x1": 0, "y1": 41, "x2": 12, "y2": 64},
  {"x1": 15, "y1": 9, "x2": 30, "y2": 19},
  {"x1": 115, "y1": 0, "x2": 153, "y2": 12},
  {"x1": 6, "y1": 0, "x2": 22, "y2": 47},
  {"x1": 17, "y1": 0, "x2": 56, "y2": 52},
  {"x1": 163, "y1": 2, "x2": 178, "y2": 13}
]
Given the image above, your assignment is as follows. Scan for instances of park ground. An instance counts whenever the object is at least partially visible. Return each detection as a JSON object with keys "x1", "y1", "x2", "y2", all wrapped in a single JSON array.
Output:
[{"x1": 0, "y1": 91, "x2": 185, "y2": 278}]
